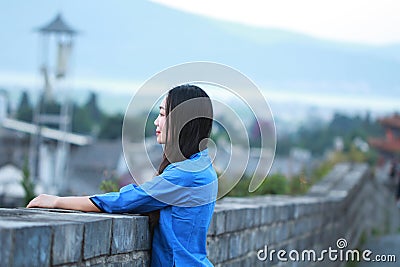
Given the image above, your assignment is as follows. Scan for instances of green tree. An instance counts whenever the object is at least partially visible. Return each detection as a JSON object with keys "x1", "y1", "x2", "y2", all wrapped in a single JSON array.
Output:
[
  {"x1": 16, "y1": 91, "x2": 33, "y2": 122},
  {"x1": 41, "y1": 98, "x2": 61, "y2": 115},
  {"x1": 71, "y1": 104, "x2": 93, "y2": 134},
  {"x1": 226, "y1": 173, "x2": 289, "y2": 197},
  {"x1": 98, "y1": 113, "x2": 124, "y2": 140},
  {"x1": 84, "y1": 92, "x2": 103, "y2": 123}
]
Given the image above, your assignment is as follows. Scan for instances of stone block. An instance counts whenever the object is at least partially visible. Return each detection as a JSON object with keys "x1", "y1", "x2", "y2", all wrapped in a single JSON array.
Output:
[
  {"x1": 240, "y1": 230, "x2": 252, "y2": 254},
  {"x1": 255, "y1": 225, "x2": 272, "y2": 248},
  {"x1": 218, "y1": 234, "x2": 230, "y2": 262},
  {"x1": 225, "y1": 207, "x2": 246, "y2": 232},
  {"x1": 207, "y1": 237, "x2": 217, "y2": 262},
  {"x1": 275, "y1": 222, "x2": 290, "y2": 243},
  {"x1": 260, "y1": 205, "x2": 275, "y2": 225},
  {"x1": 293, "y1": 218, "x2": 309, "y2": 236},
  {"x1": 111, "y1": 216, "x2": 136, "y2": 254},
  {"x1": 0, "y1": 221, "x2": 52, "y2": 267},
  {"x1": 104, "y1": 251, "x2": 149, "y2": 267},
  {"x1": 228, "y1": 233, "x2": 241, "y2": 259},
  {"x1": 275, "y1": 203, "x2": 293, "y2": 222},
  {"x1": 208, "y1": 209, "x2": 226, "y2": 236},
  {"x1": 0, "y1": 224, "x2": 12, "y2": 266},
  {"x1": 133, "y1": 216, "x2": 150, "y2": 250},
  {"x1": 83, "y1": 217, "x2": 112, "y2": 259},
  {"x1": 52, "y1": 222, "x2": 84, "y2": 265},
  {"x1": 208, "y1": 234, "x2": 230, "y2": 264},
  {"x1": 244, "y1": 206, "x2": 262, "y2": 229}
]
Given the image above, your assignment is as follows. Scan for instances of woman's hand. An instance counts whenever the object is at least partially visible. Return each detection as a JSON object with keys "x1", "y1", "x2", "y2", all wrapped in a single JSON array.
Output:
[{"x1": 27, "y1": 194, "x2": 59, "y2": 209}]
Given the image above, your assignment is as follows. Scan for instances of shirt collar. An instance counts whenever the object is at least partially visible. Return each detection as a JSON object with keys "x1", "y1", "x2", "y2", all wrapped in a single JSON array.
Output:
[{"x1": 189, "y1": 148, "x2": 208, "y2": 159}]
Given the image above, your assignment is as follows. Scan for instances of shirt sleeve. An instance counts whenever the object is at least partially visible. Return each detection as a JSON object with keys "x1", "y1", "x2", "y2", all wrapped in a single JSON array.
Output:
[
  {"x1": 89, "y1": 165, "x2": 185, "y2": 214},
  {"x1": 90, "y1": 163, "x2": 218, "y2": 213},
  {"x1": 89, "y1": 181, "x2": 169, "y2": 214}
]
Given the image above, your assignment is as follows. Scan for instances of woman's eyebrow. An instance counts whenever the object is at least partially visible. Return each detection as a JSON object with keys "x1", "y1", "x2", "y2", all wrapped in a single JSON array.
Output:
[{"x1": 159, "y1": 106, "x2": 165, "y2": 110}]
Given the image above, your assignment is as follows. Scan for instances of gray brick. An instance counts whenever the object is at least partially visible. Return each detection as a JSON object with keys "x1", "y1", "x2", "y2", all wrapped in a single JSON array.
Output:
[
  {"x1": 244, "y1": 206, "x2": 261, "y2": 228},
  {"x1": 105, "y1": 251, "x2": 150, "y2": 267},
  {"x1": 133, "y1": 215, "x2": 151, "y2": 250},
  {"x1": 254, "y1": 226, "x2": 272, "y2": 249},
  {"x1": 207, "y1": 237, "x2": 216, "y2": 261},
  {"x1": 294, "y1": 217, "x2": 315, "y2": 236},
  {"x1": 208, "y1": 209, "x2": 226, "y2": 236},
  {"x1": 83, "y1": 255, "x2": 106, "y2": 266},
  {"x1": 294, "y1": 202, "x2": 308, "y2": 219},
  {"x1": 225, "y1": 207, "x2": 246, "y2": 232},
  {"x1": 83, "y1": 218, "x2": 112, "y2": 259},
  {"x1": 260, "y1": 205, "x2": 275, "y2": 225},
  {"x1": 4, "y1": 221, "x2": 52, "y2": 267},
  {"x1": 141, "y1": 252, "x2": 151, "y2": 267},
  {"x1": 274, "y1": 203, "x2": 294, "y2": 222},
  {"x1": 65, "y1": 213, "x2": 150, "y2": 253},
  {"x1": 0, "y1": 225, "x2": 12, "y2": 266},
  {"x1": 52, "y1": 222, "x2": 84, "y2": 265},
  {"x1": 111, "y1": 217, "x2": 135, "y2": 254},
  {"x1": 275, "y1": 222, "x2": 290, "y2": 243},
  {"x1": 228, "y1": 232, "x2": 241, "y2": 259},
  {"x1": 208, "y1": 235, "x2": 231, "y2": 264},
  {"x1": 218, "y1": 234, "x2": 230, "y2": 262},
  {"x1": 240, "y1": 230, "x2": 252, "y2": 254}
]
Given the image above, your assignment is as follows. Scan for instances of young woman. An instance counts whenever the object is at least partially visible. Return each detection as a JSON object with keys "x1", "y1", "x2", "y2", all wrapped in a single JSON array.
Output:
[{"x1": 27, "y1": 84, "x2": 218, "y2": 267}]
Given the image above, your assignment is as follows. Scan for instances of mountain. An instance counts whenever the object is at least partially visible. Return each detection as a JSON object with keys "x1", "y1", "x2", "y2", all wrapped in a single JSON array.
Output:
[{"x1": 1, "y1": 1, "x2": 399, "y2": 97}]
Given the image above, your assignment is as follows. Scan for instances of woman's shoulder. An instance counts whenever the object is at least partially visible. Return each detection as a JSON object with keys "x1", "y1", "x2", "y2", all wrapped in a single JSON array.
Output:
[{"x1": 168, "y1": 149, "x2": 212, "y2": 171}]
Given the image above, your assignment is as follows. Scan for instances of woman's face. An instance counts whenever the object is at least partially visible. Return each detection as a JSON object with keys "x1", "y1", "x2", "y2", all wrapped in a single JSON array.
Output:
[{"x1": 154, "y1": 97, "x2": 167, "y2": 144}]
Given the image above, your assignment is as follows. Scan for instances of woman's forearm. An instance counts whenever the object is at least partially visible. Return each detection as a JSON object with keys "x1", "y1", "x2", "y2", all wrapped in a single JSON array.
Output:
[
  {"x1": 55, "y1": 196, "x2": 101, "y2": 212},
  {"x1": 27, "y1": 194, "x2": 101, "y2": 212}
]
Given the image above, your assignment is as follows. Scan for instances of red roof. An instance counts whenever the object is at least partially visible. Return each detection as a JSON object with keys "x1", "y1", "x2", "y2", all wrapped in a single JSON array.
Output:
[
  {"x1": 369, "y1": 137, "x2": 400, "y2": 153},
  {"x1": 379, "y1": 114, "x2": 400, "y2": 129}
]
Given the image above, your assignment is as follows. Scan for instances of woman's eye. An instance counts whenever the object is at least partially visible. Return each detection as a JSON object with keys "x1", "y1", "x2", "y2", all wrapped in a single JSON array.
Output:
[{"x1": 159, "y1": 113, "x2": 165, "y2": 117}]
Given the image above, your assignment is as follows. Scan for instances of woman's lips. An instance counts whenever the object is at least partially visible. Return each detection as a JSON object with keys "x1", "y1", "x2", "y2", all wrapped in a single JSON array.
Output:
[{"x1": 156, "y1": 131, "x2": 161, "y2": 135}]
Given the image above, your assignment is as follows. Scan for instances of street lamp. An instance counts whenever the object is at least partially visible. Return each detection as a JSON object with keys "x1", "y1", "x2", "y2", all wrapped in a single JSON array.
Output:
[{"x1": 30, "y1": 13, "x2": 78, "y2": 194}]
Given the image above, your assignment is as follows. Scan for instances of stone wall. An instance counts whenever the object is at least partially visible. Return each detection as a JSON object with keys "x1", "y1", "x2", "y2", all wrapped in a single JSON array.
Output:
[
  {"x1": 0, "y1": 163, "x2": 399, "y2": 266},
  {"x1": 207, "y1": 163, "x2": 400, "y2": 266}
]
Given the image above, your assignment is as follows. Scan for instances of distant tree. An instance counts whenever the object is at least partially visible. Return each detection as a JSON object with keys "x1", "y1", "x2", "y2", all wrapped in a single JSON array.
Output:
[
  {"x1": 16, "y1": 91, "x2": 33, "y2": 122},
  {"x1": 284, "y1": 112, "x2": 383, "y2": 156},
  {"x1": 41, "y1": 98, "x2": 61, "y2": 115},
  {"x1": 84, "y1": 92, "x2": 103, "y2": 123},
  {"x1": 226, "y1": 173, "x2": 289, "y2": 197},
  {"x1": 276, "y1": 133, "x2": 295, "y2": 155},
  {"x1": 123, "y1": 115, "x2": 146, "y2": 142},
  {"x1": 98, "y1": 113, "x2": 124, "y2": 140},
  {"x1": 71, "y1": 104, "x2": 92, "y2": 134},
  {"x1": 249, "y1": 118, "x2": 275, "y2": 148},
  {"x1": 210, "y1": 120, "x2": 230, "y2": 144}
]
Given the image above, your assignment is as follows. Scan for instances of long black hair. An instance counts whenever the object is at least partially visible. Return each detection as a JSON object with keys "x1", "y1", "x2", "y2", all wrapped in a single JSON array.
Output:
[{"x1": 158, "y1": 84, "x2": 213, "y2": 174}]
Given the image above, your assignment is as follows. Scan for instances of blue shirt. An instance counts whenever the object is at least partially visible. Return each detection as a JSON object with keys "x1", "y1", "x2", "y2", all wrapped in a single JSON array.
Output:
[{"x1": 90, "y1": 149, "x2": 218, "y2": 267}]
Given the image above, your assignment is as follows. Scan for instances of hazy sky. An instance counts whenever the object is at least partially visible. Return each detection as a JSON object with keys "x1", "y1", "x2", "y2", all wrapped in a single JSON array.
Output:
[
  {"x1": 153, "y1": 0, "x2": 400, "y2": 45},
  {"x1": 1, "y1": 0, "x2": 399, "y2": 115}
]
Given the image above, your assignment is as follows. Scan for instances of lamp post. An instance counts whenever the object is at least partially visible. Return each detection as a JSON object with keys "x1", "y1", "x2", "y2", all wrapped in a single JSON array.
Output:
[{"x1": 30, "y1": 13, "x2": 78, "y2": 194}]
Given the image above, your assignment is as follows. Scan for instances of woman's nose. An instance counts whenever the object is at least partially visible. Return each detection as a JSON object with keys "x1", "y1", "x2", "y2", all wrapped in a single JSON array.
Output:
[{"x1": 154, "y1": 117, "x2": 158, "y2": 126}]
